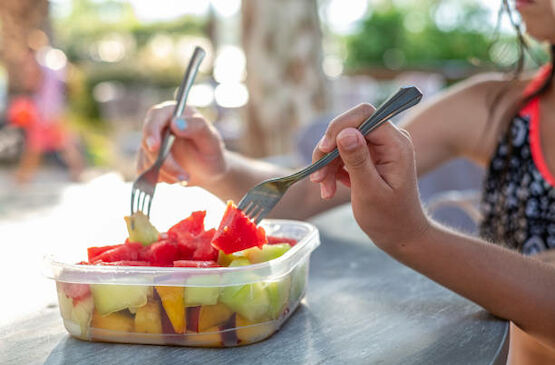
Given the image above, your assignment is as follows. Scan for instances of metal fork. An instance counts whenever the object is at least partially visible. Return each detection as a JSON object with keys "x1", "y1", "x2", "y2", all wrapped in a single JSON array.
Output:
[
  {"x1": 131, "y1": 46, "x2": 206, "y2": 216},
  {"x1": 238, "y1": 86, "x2": 423, "y2": 224}
]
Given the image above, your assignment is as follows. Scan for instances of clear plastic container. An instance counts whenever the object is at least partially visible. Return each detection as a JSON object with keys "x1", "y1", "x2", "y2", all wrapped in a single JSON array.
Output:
[{"x1": 44, "y1": 220, "x2": 319, "y2": 347}]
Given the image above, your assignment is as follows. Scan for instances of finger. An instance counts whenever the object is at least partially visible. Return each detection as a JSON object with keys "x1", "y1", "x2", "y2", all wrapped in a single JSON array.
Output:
[
  {"x1": 310, "y1": 145, "x2": 328, "y2": 182},
  {"x1": 142, "y1": 102, "x2": 176, "y2": 152},
  {"x1": 170, "y1": 115, "x2": 223, "y2": 156},
  {"x1": 318, "y1": 103, "x2": 375, "y2": 153},
  {"x1": 320, "y1": 172, "x2": 337, "y2": 200},
  {"x1": 159, "y1": 155, "x2": 189, "y2": 183},
  {"x1": 337, "y1": 168, "x2": 351, "y2": 188},
  {"x1": 336, "y1": 128, "x2": 384, "y2": 193}
]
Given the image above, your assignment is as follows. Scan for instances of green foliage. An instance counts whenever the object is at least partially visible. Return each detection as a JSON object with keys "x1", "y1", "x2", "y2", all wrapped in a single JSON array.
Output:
[{"x1": 345, "y1": 2, "x2": 501, "y2": 71}]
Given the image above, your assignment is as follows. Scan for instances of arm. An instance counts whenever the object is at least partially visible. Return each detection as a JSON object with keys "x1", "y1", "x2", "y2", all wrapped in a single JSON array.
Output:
[
  {"x1": 399, "y1": 74, "x2": 517, "y2": 175},
  {"x1": 311, "y1": 111, "x2": 555, "y2": 348},
  {"x1": 137, "y1": 103, "x2": 349, "y2": 220},
  {"x1": 398, "y1": 223, "x2": 555, "y2": 349}
]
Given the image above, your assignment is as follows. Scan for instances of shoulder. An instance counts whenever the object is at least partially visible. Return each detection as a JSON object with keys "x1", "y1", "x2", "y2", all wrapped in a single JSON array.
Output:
[{"x1": 442, "y1": 72, "x2": 530, "y2": 106}]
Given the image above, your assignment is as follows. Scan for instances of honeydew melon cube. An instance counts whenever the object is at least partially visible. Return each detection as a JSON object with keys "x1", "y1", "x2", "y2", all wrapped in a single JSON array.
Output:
[
  {"x1": 90, "y1": 284, "x2": 148, "y2": 315},
  {"x1": 184, "y1": 275, "x2": 221, "y2": 307},
  {"x1": 243, "y1": 244, "x2": 291, "y2": 264}
]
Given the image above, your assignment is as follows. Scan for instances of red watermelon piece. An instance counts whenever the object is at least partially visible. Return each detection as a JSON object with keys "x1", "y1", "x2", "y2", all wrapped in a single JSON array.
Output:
[
  {"x1": 211, "y1": 201, "x2": 267, "y2": 254},
  {"x1": 91, "y1": 242, "x2": 143, "y2": 263},
  {"x1": 87, "y1": 244, "x2": 121, "y2": 262},
  {"x1": 60, "y1": 283, "x2": 91, "y2": 301},
  {"x1": 190, "y1": 229, "x2": 217, "y2": 261},
  {"x1": 95, "y1": 260, "x2": 151, "y2": 266},
  {"x1": 143, "y1": 239, "x2": 180, "y2": 267},
  {"x1": 173, "y1": 260, "x2": 219, "y2": 268},
  {"x1": 168, "y1": 211, "x2": 218, "y2": 261},
  {"x1": 267, "y1": 235, "x2": 297, "y2": 247}
]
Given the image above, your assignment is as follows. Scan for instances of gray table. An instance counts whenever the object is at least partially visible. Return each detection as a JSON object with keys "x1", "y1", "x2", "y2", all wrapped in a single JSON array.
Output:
[{"x1": 0, "y1": 204, "x2": 508, "y2": 365}]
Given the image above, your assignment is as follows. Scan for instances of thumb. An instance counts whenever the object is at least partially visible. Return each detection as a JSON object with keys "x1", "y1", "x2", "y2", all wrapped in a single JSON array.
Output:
[{"x1": 336, "y1": 128, "x2": 382, "y2": 190}]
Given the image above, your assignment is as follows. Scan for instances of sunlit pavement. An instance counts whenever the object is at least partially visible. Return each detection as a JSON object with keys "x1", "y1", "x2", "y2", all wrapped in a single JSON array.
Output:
[{"x1": 0, "y1": 167, "x2": 226, "y2": 327}]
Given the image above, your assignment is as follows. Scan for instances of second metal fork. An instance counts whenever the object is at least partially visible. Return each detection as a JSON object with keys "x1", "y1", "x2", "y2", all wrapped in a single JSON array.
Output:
[{"x1": 237, "y1": 86, "x2": 423, "y2": 224}]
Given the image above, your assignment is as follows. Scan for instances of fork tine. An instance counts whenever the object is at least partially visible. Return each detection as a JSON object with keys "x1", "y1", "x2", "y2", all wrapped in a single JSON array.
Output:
[
  {"x1": 139, "y1": 191, "x2": 146, "y2": 213},
  {"x1": 249, "y1": 205, "x2": 263, "y2": 221},
  {"x1": 145, "y1": 194, "x2": 153, "y2": 217},
  {"x1": 130, "y1": 188, "x2": 136, "y2": 215},
  {"x1": 255, "y1": 207, "x2": 270, "y2": 224},
  {"x1": 242, "y1": 201, "x2": 255, "y2": 216}
]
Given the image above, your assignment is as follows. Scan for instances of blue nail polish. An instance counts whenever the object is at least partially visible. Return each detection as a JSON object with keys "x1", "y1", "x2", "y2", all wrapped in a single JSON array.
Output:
[{"x1": 175, "y1": 117, "x2": 187, "y2": 131}]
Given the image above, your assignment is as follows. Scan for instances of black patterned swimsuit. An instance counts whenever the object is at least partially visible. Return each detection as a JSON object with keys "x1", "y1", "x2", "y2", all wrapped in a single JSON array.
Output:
[{"x1": 480, "y1": 66, "x2": 555, "y2": 255}]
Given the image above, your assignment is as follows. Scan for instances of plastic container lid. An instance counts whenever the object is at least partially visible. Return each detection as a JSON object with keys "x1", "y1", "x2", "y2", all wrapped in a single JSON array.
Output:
[{"x1": 44, "y1": 219, "x2": 320, "y2": 287}]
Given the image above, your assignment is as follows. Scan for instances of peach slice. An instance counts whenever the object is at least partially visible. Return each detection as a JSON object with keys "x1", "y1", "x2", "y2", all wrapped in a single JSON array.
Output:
[
  {"x1": 91, "y1": 309, "x2": 134, "y2": 332},
  {"x1": 236, "y1": 315, "x2": 275, "y2": 345},
  {"x1": 155, "y1": 286, "x2": 185, "y2": 333},
  {"x1": 198, "y1": 303, "x2": 233, "y2": 332},
  {"x1": 134, "y1": 302, "x2": 162, "y2": 334}
]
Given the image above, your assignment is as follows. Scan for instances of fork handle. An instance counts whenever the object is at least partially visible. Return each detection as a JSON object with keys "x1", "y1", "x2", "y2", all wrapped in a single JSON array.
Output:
[
  {"x1": 157, "y1": 47, "x2": 206, "y2": 165},
  {"x1": 290, "y1": 86, "x2": 423, "y2": 180}
]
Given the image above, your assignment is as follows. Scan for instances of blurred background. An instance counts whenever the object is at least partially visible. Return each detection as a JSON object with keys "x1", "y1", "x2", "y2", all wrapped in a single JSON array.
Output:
[{"x1": 0, "y1": 0, "x2": 550, "y2": 224}]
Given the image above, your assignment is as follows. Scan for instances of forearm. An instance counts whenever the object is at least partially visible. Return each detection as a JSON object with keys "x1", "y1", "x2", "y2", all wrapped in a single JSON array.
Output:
[
  {"x1": 203, "y1": 151, "x2": 349, "y2": 220},
  {"x1": 385, "y1": 223, "x2": 555, "y2": 347}
]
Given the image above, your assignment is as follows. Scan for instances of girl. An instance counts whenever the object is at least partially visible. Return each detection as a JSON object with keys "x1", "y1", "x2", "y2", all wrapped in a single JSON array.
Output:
[{"x1": 138, "y1": 0, "x2": 555, "y2": 362}]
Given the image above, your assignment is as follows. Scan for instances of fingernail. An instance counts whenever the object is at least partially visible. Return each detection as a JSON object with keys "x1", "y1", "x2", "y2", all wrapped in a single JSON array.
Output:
[
  {"x1": 174, "y1": 117, "x2": 187, "y2": 131},
  {"x1": 319, "y1": 135, "x2": 332, "y2": 151},
  {"x1": 338, "y1": 131, "x2": 359, "y2": 151},
  {"x1": 177, "y1": 173, "x2": 189, "y2": 182},
  {"x1": 146, "y1": 137, "x2": 156, "y2": 151}
]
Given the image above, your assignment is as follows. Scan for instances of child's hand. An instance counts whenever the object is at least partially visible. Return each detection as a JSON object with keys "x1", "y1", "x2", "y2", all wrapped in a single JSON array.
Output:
[
  {"x1": 137, "y1": 102, "x2": 227, "y2": 186},
  {"x1": 310, "y1": 104, "x2": 430, "y2": 250}
]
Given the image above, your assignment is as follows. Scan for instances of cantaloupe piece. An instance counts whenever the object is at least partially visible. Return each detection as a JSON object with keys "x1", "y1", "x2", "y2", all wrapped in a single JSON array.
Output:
[{"x1": 155, "y1": 286, "x2": 185, "y2": 333}]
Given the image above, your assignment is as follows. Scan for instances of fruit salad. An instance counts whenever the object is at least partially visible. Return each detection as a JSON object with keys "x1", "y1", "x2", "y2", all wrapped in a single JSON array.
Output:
[{"x1": 50, "y1": 201, "x2": 319, "y2": 347}]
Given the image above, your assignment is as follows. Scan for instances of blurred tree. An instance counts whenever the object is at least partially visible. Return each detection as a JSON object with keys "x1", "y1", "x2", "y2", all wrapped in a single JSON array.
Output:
[
  {"x1": 242, "y1": 0, "x2": 328, "y2": 157},
  {"x1": 345, "y1": 1, "x2": 499, "y2": 77},
  {"x1": 0, "y1": 0, "x2": 49, "y2": 93}
]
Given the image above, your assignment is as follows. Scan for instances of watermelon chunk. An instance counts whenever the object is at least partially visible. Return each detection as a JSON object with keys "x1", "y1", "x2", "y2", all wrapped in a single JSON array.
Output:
[
  {"x1": 168, "y1": 211, "x2": 218, "y2": 261},
  {"x1": 60, "y1": 283, "x2": 91, "y2": 301},
  {"x1": 211, "y1": 201, "x2": 267, "y2": 254},
  {"x1": 91, "y1": 242, "x2": 143, "y2": 263},
  {"x1": 143, "y1": 240, "x2": 180, "y2": 267},
  {"x1": 168, "y1": 211, "x2": 206, "y2": 245},
  {"x1": 267, "y1": 236, "x2": 297, "y2": 246},
  {"x1": 173, "y1": 260, "x2": 219, "y2": 268},
  {"x1": 191, "y1": 229, "x2": 217, "y2": 261},
  {"x1": 95, "y1": 260, "x2": 151, "y2": 266},
  {"x1": 87, "y1": 244, "x2": 121, "y2": 262}
]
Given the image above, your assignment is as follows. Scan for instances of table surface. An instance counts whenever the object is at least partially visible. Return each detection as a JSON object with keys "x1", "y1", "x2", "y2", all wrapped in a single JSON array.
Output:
[{"x1": 0, "y1": 195, "x2": 508, "y2": 365}]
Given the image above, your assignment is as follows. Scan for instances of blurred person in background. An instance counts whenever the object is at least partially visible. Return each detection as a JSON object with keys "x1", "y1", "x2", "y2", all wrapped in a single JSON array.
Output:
[
  {"x1": 7, "y1": 45, "x2": 83, "y2": 183},
  {"x1": 139, "y1": 0, "x2": 554, "y2": 363}
]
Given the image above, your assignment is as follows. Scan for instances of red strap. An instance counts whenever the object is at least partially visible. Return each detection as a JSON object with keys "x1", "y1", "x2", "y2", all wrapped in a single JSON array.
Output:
[
  {"x1": 527, "y1": 97, "x2": 555, "y2": 187},
  {"x1": 523, "y1": 64, "x2": 553, "y2": 98}
]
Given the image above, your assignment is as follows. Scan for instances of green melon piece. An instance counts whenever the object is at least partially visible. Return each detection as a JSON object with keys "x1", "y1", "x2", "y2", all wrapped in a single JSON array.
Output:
[
  {"x1": 290, "y1": 262, "x2": 308, "y2": 303},
  {"x1": 217, "y1": 250, "x2": 247, "y2": 267},
  {"x1": 124, "y1": 212, "x2": 159, "y2": 246},
  {"x1": 57, "y1": 290, "x2": 73, "y2": 319},
  {"x1": 90, "y1": 284, "x2": 148, "y2": 315},
  {"x1": 184, "y1": 275, "x2": 220, "y2": 307},
  {"x1": 220, "y1": 258, "x2": 270, "y2": 321},
  {"x1": 266, "y1": 277, "x2": 291, "y2": 319},
  {"x1": 221, "y1": 282, "x2": 270, "y2": 322},
  {"x1": 243, "y1": 244, "x2": 291, "y2": 264},
  {"x1": 72, "y1": 296, "x2": 94, "y2": 337}
]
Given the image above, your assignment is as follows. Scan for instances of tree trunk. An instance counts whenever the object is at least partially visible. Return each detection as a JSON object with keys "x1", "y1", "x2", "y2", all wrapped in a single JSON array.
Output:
[
  {"x1": 242, "y1": 0, "x2": 328, "y2": 157},
  {"x1": 0, "y1": 0, "x2": 50, "y2": 94}
]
